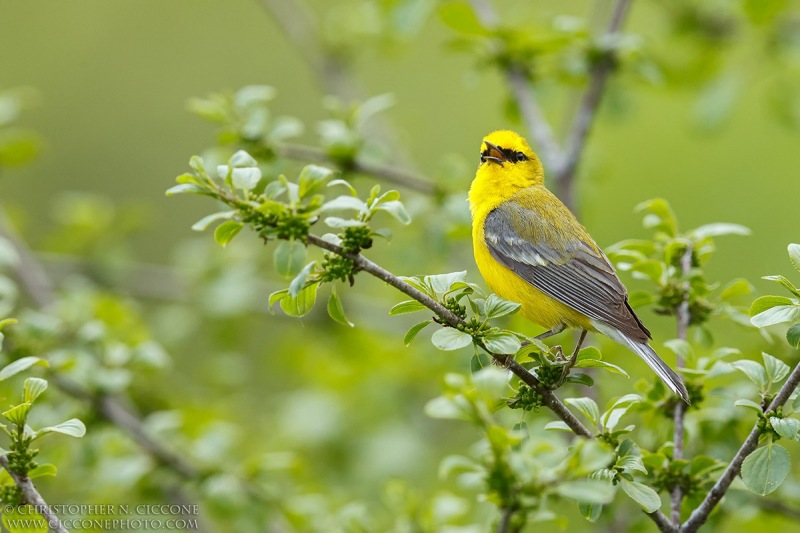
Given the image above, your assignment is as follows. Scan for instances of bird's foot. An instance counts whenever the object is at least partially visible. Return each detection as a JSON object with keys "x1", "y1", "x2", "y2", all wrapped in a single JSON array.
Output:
[{"x1": 549, "y1": 345, "x2": 564, "y2": 359}]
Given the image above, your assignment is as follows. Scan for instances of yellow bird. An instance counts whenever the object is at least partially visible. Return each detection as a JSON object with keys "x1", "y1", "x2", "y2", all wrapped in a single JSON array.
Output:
[{"x1": 469, "y1": 130, "x2": 689, "y2": 402}]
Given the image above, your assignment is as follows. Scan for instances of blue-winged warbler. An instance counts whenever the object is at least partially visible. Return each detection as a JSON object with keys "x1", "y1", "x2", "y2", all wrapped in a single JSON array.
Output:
[{"x1": 469, "y1": 130, "x2": 689, "y2": 402}]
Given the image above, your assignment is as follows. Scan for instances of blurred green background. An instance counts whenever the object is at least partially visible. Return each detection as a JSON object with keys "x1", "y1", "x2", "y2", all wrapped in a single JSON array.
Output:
[{"x1": 2, "y1": 0, "x2": 800, "y2": 531}]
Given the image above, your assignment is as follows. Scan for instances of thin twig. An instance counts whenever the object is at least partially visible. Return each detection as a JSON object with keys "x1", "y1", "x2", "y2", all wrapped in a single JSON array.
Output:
[
  {"x1": 497, "y1": 506, "x2": 514, "y2": 533},
  {"x1": 50, "y1": 375, "x2": 199, "y2": 480},
  {"x1": 0, "y1": 456, "x2": 68, "y2": 533},
  {"x1": 682, "y1": 360, "x2": 800, "y2": 532},
  {"x1": 671, "y1": 244, "x2": 693, "y2": 525},
  {"x1": 555, "y1": 0, "x2": 632, "y2": 209},
  {"x1": 278, "y1": 143, "x2": 440, "y2": 195},
  {"x1": 0, "y1": 216, "x2": 201, "y2": 480},
  {"x1": 649, "y1": 509, "x2": 679, "y2": 533},
  {"x1": 468, "y1": 0, "x2": 563, "y2": 170},
  {"x1": 305, "y1": 232, "x2": 678, "y2": 528},
  {"x1": 305, "y1": 234, "x2": 593, "y2": 437},
  {"x1": 0, "y1": 210, "x2": 54, "y2": 309}
]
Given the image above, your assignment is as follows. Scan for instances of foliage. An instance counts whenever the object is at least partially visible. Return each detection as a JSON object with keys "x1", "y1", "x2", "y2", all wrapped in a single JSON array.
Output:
[{"x1": 3, "y1": 1, "x2": 800, "y2": 532}]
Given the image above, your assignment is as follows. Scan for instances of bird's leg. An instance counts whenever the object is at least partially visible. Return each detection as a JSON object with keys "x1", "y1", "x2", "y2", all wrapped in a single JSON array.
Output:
[
  {"x1": 535, "y1": 324, "x2": 567, "y2": 360},
  {"x1": 558, "y1": 329, "x2": 588, "y2": 385},
  {"x1": 534, "y1": 323, "x2": 566, "y2": 341},
  {"x1": 568, "y1": 330, "x2": 588, "y2": 366}
]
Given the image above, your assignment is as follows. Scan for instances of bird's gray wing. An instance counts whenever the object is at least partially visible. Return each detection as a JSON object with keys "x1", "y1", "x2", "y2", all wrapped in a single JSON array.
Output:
[{"x1": 483, "y1": 202, "x2": 650, "y2": 342}]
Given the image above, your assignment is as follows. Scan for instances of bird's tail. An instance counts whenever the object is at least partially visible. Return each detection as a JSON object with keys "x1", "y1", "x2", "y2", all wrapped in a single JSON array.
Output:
[{"x1": 592, "y1": 322, "x2": 690, "y2": 403}]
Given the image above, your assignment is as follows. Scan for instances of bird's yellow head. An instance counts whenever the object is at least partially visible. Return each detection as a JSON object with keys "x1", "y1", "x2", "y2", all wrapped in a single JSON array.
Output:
[{"x1": 469, "y1": 130, "x2": 545, "y2": 214}]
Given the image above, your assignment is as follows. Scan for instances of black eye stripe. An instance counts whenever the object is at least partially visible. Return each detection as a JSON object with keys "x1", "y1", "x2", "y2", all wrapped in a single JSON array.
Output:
[{"x1": 479, "y1": 145, "x2": 528, "y2": 163}]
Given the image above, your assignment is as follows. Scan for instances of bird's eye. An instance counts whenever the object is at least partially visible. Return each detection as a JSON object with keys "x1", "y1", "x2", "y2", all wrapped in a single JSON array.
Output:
[{"x1": 515, "y1": 151, "x2": 527, "y2": 162}]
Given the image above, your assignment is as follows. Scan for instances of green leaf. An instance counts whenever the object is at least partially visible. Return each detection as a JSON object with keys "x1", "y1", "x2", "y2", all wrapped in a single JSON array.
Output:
[
  {"x1": 229, "y1": 149, "x2": 257, "y2": 167},
  {"x1": 268, "y1": 289, "x2": 288, "y2": 311},
  {"x1": 288, "y1": 261, "x2": 317, "y2": 297},
  {"x1": 770, "y1": 417, "x2": 800, "y2": 441},
  {"x1": 280, "y1": 283, "x2": 318, "y2": 317},
  {"x1": 734, "y1": 399, "x2": 763, "y2": 412},
  {"x1": 375, "y1": 200, "x2": 411, "y2": 225},
  {"x1": 566, "y1": 373, "x2": 594, "y2": 387},
  {"x1": 28, "y1": 463, "x2": 57, "y2": 479},
  {"x1": 635, "y1": 198, "x2": 677, "y2": 237},
  {"x1": 751, "y1": 304, "x2": 800, "y2": 328},
  {"x1": 630, "y1": 260, "x2": 664, "y2": 283},
  {"x1": 0, "y1": 357, "x2": 48, "y2": 381},
  {"x1": 327, "y1": 179, "x2": 358, "y2": 196},
  {"x1": 789, "y1": 243, "x2": 800, "y2": 273},
  {"x1": 273, "y1": 240, "x2": 307, "y2": 278},
  {"x1": 750, "y1": 295, "x2": 794, "y2": 317},
  {"x1": 619, "y1": 479, "x2": 662, "y2": 512},
  {"x1": 555, "y1": 480, "x2": 614, "y2": 504},
  {"x1": 230, "y1": 167, "x2": 262, "y2": 191},
  {"x1": 431, "y1": 328, "x2": 473, "y2": 351},
  {"x1": 191, "y1": 211, "x2": 236, "y2": 232},
  {"x1": 389, "y1": 300, "x2": 428, "y2": 315},
  {"x1": 720, "y1": 278, "x2": 754, "y2": 301},
  {"x1": 763, "y1": 352, "x2": 790, "y2": 386},
  {"x1": 691, "y1": 223, "x2": 751, "y2": 239},
  {"x1": 165, "y1": 183, "x2": 207, "y2": 196},
  {"x1": 298, "y1": 165, "x2": 336, "y2": 199},
  {"x1": 731, "y1": 360, "x2": 767, "y2": 390},
  {"x1": 565, "y1": 397, "x2": 600, "y2": 427},
  {"x1": 601, "y1": 394, "x2": 641, "y2": 431},
  {"x1": 483, "y1": 331, "x2": 521, "y2": 354},
  {"x1": 574, "y1": 357, "x2": 629, "y2": 377},
  {"x1": 663, "y1": 339, "x2": 693, "y2": 362},
  {"x1": 761, "y1": 275, "x2": 800, "y2": 298},
  {"x1": 404, "y1": 321, "x2": 431, "y2": 346},
  {"x1": 33, "y1": 418, "x2": 86, "y2": 439},
  {"x1": 2, "y1": 403, "x2": 30, "y2": 426},
  {"x1": 544, "y1": 421, "x2": 573, "y2": 432},
  {"x1": 355, "y1": 93, "x2": 396, "y2": 128},
  {"x1": 425, "y1": 272, "x2": 467, "y2": 295},
  {"x1": 234, "y1": 85, "x2": 275, "y2": 108},
  {"x1": 579, "y1": 500, "x2": 603, "y2": 523},
  {"x1": 741, "y1": 443, "x2": 790, "y2": 496},
  {"x1": 324, "y1": 217, "x2": 365, "y2": 229},
  {"x1": 438, "y1": 1, "x2": 487, "y2": 35},
  {"x1": 483, "y1": 294, "x2": 521, "y2": 319},
  {"x1": 326, "y1": 287, "x2": 353, "y2": 327},
  {"x1": 787, "y1": 323, "x2": 800, "y2": 349},
  {"x1": 321, "y1": 195, "x2": 368, "y2": 214},
  {"x1": 23, "y1": 378, "x2": 47, "y2": 404},
  {"x1": 473, "y1": 367, "x2": 510, "y2": 402},
  {"x1": 424, "y1": 396, "x2": 467, "y2": 420},
  {"x1": 213, "y1": 220, "x2": 244, "y2": 247}
]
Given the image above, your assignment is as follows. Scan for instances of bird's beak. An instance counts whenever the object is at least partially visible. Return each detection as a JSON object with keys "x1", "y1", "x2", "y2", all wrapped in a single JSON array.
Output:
[{"x1": 482, "y1": 141, "x2": 507, "y2": 166}]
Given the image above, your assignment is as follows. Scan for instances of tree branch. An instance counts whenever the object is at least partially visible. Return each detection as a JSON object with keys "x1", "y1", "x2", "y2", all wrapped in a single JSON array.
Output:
[
  {"x1": 0, "y1": 456, "x2": 68, "y2": 533},
  {"x1": 467, "y1": 0, "x2": 563, "y2": 171},
  {"x1": 277, "y1": 143, "x2": 441, "y2": 196},
  {"x1": 682, "y1": 359, "x2": 800, "y2": 532},
  {"x1": 50, "y1": 375, "x2": 199, "y2": 480},
  {"x1": 555, "y1": 0, "x2": 632, "y2": 209},
  {"x1": 0, "y1": 213, "x2": 200, "y2": 480},
  {"x1": 305, "y1": 233, "x2": 680, "y2": 528},
  {"x1": 305, "y1": 234, "x2": 591, "y2": 436},
  {"x1": 671, "y1": 244, "x2": 693, "y2": 525}
]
